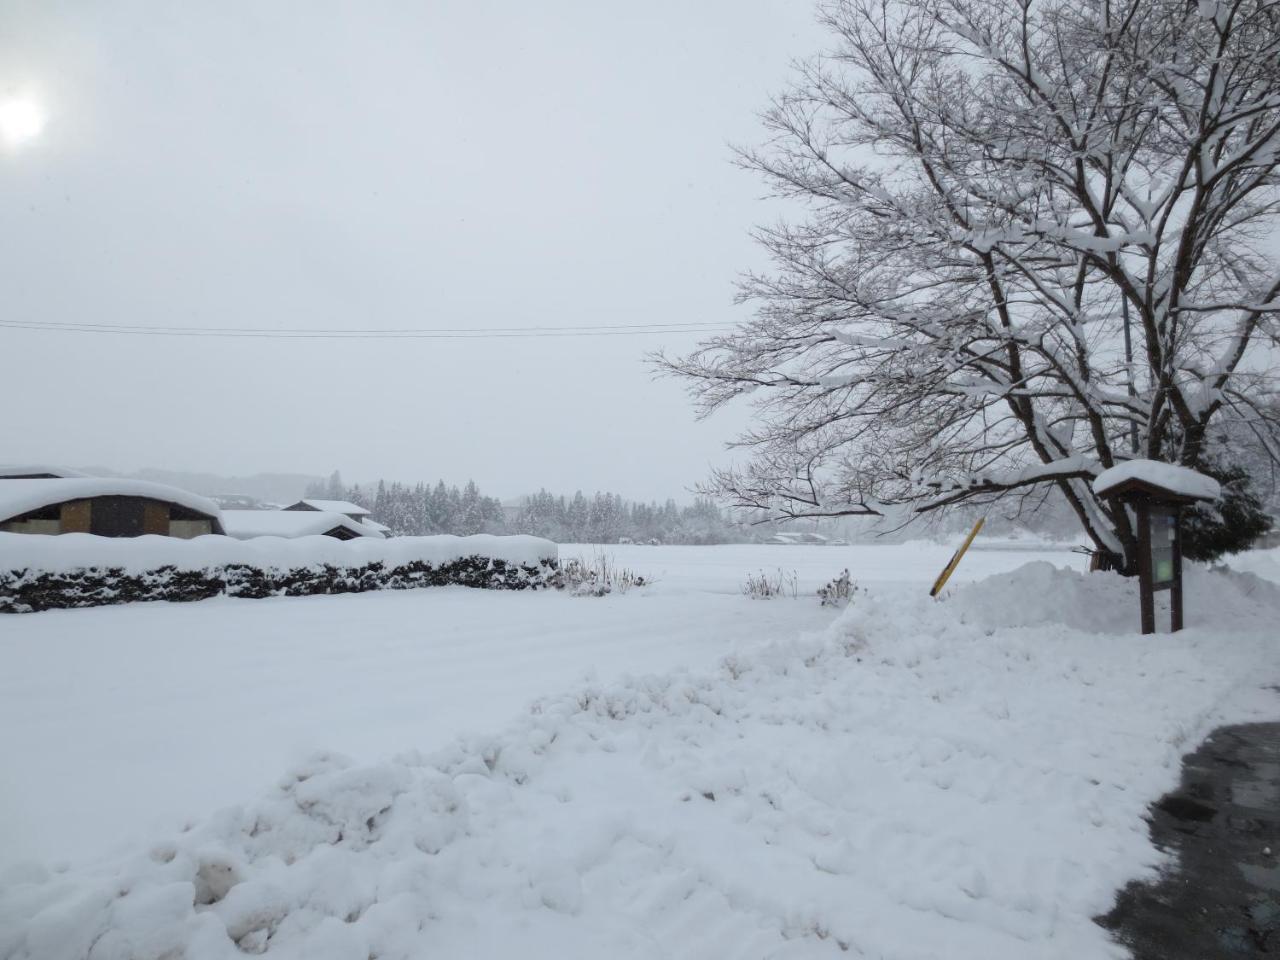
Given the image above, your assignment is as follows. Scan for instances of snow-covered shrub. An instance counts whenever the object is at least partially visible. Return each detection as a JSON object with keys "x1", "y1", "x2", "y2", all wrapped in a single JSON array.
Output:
[
  {"x1": 0, "y1": 536, "x2": 559, "y2": 613},
  {"x1": 741, "y1": 568, "x2": 798, "y2": 599},
  {"x1": 817, "y1": 568, "x2": 861, "y2": 607},
  {"x1": 550, "y1": 552, "x2": 647, "y2": 596}
]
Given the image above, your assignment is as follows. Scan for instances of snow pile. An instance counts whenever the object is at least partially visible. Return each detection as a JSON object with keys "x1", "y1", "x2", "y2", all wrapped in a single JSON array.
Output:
[
  {"x1": 1093, "y1": 460, "x2": 1220, "y2": 501},
  {"x1": 947, "y1": 560, "x2": 1280, "y2": 634},
  {"x1": 3, "y1": 563, "x2": 1277, "y2": 959},
  {"x1": 1224, "y1": 546, "x2": 1280, "y2": 584},
  {"x1": 0, "y1": 532, "x2": 556, "y2": 575}
]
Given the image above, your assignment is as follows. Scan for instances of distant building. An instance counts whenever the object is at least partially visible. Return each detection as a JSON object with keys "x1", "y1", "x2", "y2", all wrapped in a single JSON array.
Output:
[
  {"x1": 281, "y1": 498, "x2": 388, "y2": 537},
  {"x1": 766, "y1": 531, "x2": 830, "y2": 545},
  {"x1": 211, "y1": 494, "x2": 269, "y2": 510},
  {"x1": 0, "y1": 465, "x2": 90, "y2": 480},
  {"x1": 221, "y1": 510, "x2": 377, "y2": 541},
  {"x1": 0, "y1": 478, "x2": 224, "y2": 538},
  {"x1": 284, "y1": 499, "x2": 372, "y2": 523}
]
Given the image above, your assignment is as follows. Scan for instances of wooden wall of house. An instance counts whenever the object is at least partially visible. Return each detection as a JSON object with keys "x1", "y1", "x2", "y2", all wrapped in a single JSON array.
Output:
[
  {"x1": 60, "y1": 500, "x2": 91, "y2": 533},
  {"x1": 0, "y1": 497, "x2": 217, "y2": 538},
  {"x1": 142, "y1": 501, "x2": 169, "y2": 536}
]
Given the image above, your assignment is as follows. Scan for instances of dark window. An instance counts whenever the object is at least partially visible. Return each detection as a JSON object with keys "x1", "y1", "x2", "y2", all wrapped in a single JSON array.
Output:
[
  {"x1": 10, "y1": 505, "x2": 60, "y2": 522},
  {"x1": 90, "y1": 497, "x2": 145, "y2": 537}
]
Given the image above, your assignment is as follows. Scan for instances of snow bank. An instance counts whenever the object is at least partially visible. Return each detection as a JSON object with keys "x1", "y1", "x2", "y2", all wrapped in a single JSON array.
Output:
[
  {"x1": 947, "y1": 560, "x2": 1280, "y2": 634},
  {"x1": 3, "y1": 562, "x2": 1276, "y2": 959},
  {"x1": 0, "y1": 531, "x2": 556, "y2": 574},
  {"x1": 1093, "y1": 460, "x2": 1220, "y2": 501}
]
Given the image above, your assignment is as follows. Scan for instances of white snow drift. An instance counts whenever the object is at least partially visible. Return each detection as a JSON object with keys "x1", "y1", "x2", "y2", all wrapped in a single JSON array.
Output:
[
  {"x1": 0, "y1": 531, "x2": 557, "y2": 575},
  {"x1": 2, "y1": 558, "x2": 1277, "y2": 960}
]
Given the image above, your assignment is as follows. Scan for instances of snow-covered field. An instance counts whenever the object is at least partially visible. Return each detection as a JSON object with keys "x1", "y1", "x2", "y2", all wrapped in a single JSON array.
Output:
[
  {"x1": 3, "y1": 542, "x2": 1279, "y2": 959},
  {"x1": 2, "y1": 541, "x2": 1049, "y2": 869},
  {"x1": 556, "y1": 538, "x2": 1088, "y2": 595}
]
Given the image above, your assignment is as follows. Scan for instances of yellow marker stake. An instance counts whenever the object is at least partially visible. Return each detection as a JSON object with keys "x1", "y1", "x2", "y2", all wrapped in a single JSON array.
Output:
[{"x1": 930, "y1": 518, "x2": 985, "y2": 597}]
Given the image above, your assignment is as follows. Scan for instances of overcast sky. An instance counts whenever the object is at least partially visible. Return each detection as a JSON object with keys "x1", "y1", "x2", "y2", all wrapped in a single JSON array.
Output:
[{"x1": 0, "y1": 0, "x2": 828, "y2": 500}]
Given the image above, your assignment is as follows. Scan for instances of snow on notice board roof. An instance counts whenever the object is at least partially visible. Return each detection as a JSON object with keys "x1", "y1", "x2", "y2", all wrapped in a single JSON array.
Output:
[
  {"x1": 1093, "y1": 459, "x2": 1220, "y2": 501},
  {"x1": 221, "y1": 510, "x2": 378, "y2": 540},
  {"x1": 296, "y1": 499, "x2": 371, "y2": 516},
  {"x1": 0, "y1": 478, "x2": 223, "y2": 523},
  {"x1": 0, "y1": 464, "x2": 91, "y2": 479}
]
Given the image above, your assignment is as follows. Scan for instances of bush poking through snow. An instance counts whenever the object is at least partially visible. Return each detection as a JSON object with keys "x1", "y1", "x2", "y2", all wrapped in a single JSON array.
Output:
[
  {"x1": 0, "y1": 556, "x2": 557, "y2": 613},
  {"x1": 817, "y1": 568, "x2": 861, "y2": 607},
  {"x1": 550, "y1": 552, "x2": 647, "y2": 596},
  {"x1": 742, "y1": 568, "x2": 798, "y2": 599}
]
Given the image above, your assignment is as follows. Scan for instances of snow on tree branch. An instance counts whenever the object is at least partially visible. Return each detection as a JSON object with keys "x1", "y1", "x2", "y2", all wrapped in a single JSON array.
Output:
[{"x1": 659, "y1": 0, "x2": 1280, "y2": 570}]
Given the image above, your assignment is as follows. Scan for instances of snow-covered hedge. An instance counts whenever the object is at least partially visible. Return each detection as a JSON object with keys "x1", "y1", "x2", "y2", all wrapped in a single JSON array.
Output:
[{"x1": 0, "y1": 533, "x2": 558, "y2": 613}]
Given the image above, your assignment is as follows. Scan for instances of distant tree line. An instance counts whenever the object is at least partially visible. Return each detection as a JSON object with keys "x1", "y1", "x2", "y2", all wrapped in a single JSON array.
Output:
[
  {"x1": 512, "y1": 489, "x2": 753, "y2": 544},
  {"x1": 305, "y1": 472, "x2": 754, "y2": 543}
]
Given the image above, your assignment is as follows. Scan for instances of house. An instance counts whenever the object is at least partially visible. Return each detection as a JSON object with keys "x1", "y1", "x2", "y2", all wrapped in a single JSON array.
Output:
[
  {"x1": 284, "y1": 499, "x2": 372, "y2": 523},
  {"x1": 766, "y1": 531, "x2": 830, "y2": 545},
  {"x1": 220, "y1": 510, "x2": 377, "y2": 541},
  {"x1": 281, "y1": 498, "x2": 387, "y2": 537},
  {"x1": 0, "y1": 478, "x2": 224, "y2": 537},
  {"x1": 0, "y1": 464, "x2": 90, "y2": 480},
  {"x1": 211, "y1": 494, "x2": 269, "y2": 510}
]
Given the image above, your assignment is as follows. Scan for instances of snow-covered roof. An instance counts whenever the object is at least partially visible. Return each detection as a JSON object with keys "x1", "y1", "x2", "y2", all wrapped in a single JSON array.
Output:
[
  {"x1": 0, "y1": 464, "x2": 91, "y2": 480},
  {"x1": 1093, "y1": 460, "x2": 1220, "y2": 501},
  {"x1": 221, "y1": 510, "x2": 378, "y2": 540},
  {"x1": 365, "y1": 519, "x2": 391, "y2": 535},
  {"x1": 0, "y1": 478, "x2": 222, "y2": 524},
  {"x1": 1, "y1": 531, "x2": 557, "y2": 576},
  {"x1": 768, "y1": 531, "x2": 830, "y2": 543},
  {"x1": 292, "y1": 499, "x2": 371, "y2": 517}
]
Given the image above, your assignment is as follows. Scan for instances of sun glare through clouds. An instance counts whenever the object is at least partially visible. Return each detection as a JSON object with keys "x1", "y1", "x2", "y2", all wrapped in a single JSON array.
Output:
[{"x1": 0, "y1": 96, "x2": 46, "y2": 148}]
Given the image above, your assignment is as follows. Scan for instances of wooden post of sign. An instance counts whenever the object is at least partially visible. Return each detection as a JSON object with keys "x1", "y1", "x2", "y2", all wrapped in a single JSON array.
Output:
[
  {"x1": 1135, "y1": 499, "x2": 1155, "y2": 635},
  {"x1": 1094, "y1": 460, "x2": 1218, "y2": 637},
  {"x1": 1170, "y1": 504, "x2": 1184, "y2": 633},
  {"x1": 930, "y1": 518, "x2": 985, "y2": 598}
]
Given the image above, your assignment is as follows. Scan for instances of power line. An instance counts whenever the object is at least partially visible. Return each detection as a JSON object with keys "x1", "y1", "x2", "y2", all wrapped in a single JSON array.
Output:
[{"x1": 0, "y1": 318, "x2": 735, "y2": 340}]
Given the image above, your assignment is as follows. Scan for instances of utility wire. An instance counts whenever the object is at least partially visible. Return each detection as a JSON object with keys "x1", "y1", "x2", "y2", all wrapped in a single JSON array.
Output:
[{"x1": 0, "y1": 318, "x2": 734, "y2": 340}]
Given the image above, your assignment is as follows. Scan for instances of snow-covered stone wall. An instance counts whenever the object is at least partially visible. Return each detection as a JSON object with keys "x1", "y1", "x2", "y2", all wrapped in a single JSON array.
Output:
[{"x1": 0, "y1": 533, "x2": 558, "y2": 613}]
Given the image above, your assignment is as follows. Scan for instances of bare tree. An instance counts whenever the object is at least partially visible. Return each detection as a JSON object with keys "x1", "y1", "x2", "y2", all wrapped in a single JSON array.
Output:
[{"x1": 661, "y1": 0, "x2": 1280, "y2": 570}]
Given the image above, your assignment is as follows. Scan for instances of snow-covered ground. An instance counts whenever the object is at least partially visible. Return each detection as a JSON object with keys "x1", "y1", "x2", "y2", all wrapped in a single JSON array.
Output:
[
  {"x1": 2, "y1": 542, "x2": 1050, "y2": 868},
  {"x1": 0, "y1": 584, "x2": 830, "y2": 869},
  {"x1": 3, "y1": 543, "x2": 1278, "y2": 959},
  {"x1": 557, "y1": 539, "x2": 1087, "y2": 595}
]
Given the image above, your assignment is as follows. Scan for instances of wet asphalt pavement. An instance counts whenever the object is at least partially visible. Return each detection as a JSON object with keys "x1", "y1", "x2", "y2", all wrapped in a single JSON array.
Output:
[{"x1": 1099, "y1": 723, "x2": 1280, "y2": 957}]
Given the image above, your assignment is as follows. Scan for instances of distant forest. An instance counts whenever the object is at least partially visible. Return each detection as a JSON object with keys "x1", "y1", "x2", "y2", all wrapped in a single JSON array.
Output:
[{"x1": 304, "y1": 473, "x2": 754, "y2": 544}]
